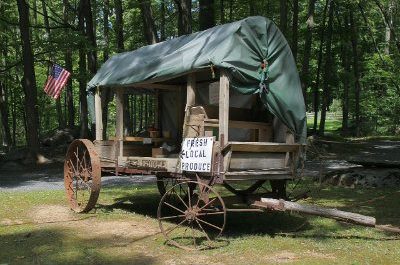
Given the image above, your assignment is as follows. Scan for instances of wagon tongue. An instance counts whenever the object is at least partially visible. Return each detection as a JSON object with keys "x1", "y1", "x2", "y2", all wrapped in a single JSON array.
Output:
[{"x1": 253, "y1": 198, "x2": 400, "y2": 234}]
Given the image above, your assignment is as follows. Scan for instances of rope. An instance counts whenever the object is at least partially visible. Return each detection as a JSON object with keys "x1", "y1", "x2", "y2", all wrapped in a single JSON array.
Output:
[{"x1": 258, "y1": 59, "x2": 270, "y2": 98}]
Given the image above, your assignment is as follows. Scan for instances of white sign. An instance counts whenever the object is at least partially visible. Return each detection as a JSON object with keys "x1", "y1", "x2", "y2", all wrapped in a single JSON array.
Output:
[{"x1": 180, "y1": 137, "x2": 214, "y2": 172}]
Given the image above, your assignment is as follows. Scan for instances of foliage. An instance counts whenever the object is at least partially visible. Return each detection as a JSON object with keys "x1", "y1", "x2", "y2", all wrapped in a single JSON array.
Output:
[{"x1": 0, "y1": 0, "x2": 400, "y2": 149}]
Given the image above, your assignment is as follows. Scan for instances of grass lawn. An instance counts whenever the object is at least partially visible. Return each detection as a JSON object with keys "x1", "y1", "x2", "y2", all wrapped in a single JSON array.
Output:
[{"x1": 1, "y1": 181, "x2": 399, "y2": 265}]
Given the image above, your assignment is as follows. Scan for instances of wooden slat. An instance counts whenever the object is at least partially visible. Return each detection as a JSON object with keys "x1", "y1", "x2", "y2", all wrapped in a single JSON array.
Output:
[
  {"x1": 108, "y1": 136, "x2": 173, "y2": 143},
  {"x1": 225, "y1": 170, "x2": 291, "y2": 176},
  {"x1": 227, "y1": 142, "x2": 301, "y2": 153}
]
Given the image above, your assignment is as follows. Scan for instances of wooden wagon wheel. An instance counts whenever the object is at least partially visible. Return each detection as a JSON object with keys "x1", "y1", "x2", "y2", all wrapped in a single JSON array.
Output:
[
  {"x1": 157, "y1": 181, "x2": 226, "y2": 250},
  {"x1": 64, "y1": 139, "x2": 101, "y2": 213}
]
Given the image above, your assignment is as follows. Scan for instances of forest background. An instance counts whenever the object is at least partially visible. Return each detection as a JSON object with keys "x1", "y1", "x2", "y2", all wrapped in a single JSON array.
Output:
[{"x1": 0, "y1": 0, "x2": 399, "y2": 157}]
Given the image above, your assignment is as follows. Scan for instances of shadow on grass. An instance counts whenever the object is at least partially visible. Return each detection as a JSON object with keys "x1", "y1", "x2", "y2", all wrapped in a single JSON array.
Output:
[
  {"x1": 0, "y1": 227, "x2": 158, "y2": 265},
  {"x1": 95, "y1": 183, "x2": 400, "y2": 243}
]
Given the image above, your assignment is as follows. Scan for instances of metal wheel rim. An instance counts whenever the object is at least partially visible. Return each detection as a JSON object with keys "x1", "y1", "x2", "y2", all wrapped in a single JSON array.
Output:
[
  {"x1": 64, "y1": 139, "x2": 101, "y2": 213},
  {"x1": 157, "y1": 181, "x2": 226, "y2": 251}
]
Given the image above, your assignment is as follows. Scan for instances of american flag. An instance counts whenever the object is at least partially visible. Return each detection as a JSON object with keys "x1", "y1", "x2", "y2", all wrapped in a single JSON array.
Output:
[{"x1": 44, "y1": 64, "x2": 71, "y2": 99}]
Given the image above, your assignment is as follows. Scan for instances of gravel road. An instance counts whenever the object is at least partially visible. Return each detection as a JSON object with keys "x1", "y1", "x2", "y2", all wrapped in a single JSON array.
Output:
[{"x1": 0, "y1": 163, "x2": 156, "y2": 192}]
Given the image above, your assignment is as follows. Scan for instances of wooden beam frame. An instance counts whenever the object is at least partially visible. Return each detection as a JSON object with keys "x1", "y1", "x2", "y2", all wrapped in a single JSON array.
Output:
[
  {"x1": 219, "y1": 70, "x2": 229, "y2": 147},
  {"x1": 186, "y1": 73, "x2": 196, "y2": 110},
  {"x1": 115, "y1": 89, "x2": 124, "y2": 159},
  {"x1": 94, "y1": 86, "x2": 103, "y2": 141}
]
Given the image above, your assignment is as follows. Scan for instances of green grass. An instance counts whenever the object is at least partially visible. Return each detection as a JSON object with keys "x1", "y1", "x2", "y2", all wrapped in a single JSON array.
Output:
[{"x1": 1, "y1": 182, "x2": 399, "y2": 264}]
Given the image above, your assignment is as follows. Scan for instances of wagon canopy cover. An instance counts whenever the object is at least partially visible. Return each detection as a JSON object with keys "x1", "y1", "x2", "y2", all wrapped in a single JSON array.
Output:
[{"x1": 88, "y1": 16, "x2": 306, "y2": 142}]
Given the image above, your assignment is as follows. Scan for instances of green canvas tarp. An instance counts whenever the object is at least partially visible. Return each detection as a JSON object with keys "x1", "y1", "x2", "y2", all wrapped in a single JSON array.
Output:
[{"x1": 88, "y1": 16, "x2": 306, "y2": 142}]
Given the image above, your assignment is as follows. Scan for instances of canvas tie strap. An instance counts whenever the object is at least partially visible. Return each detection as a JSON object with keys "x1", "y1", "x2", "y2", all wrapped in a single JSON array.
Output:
[{"x1": 259, "y1": 59, "x2": 270, "y2": 97}]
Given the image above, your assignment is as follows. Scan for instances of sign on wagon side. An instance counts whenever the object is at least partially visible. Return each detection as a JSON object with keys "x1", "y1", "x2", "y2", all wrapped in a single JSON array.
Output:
[{"x1": 180, "y1": 137, "x2": 214, "y2": 172}]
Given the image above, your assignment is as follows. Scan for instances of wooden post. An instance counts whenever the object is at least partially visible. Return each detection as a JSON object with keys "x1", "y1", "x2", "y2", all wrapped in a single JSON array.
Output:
[
  {"x1": 115, "y1": 89, "x2": 124, "y2": 159},
  {"x1": 94, "y1": 86, "x2": 103, "y2": 141},
  {"x1": 219, "y1": 71, "x2": 230, "y2": 172},
  {"x1": 219, "y1": 70, "x2": 229, "y2": 147},
  {"x1": 186, "y1": 73, "x2": 196, "y2": 109}
]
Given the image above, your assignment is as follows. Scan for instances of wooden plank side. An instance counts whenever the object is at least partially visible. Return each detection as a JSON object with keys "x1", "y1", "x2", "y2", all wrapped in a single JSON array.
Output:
[
  {"x1": 229, "y1": 152, "x2": 286, "y2": 170},
  {"x1": 120, "y1": 156, "x2": 179, "y2": 172},
  {"x1": 228, "y1": 142, "x2": 301, "y2": 153}
]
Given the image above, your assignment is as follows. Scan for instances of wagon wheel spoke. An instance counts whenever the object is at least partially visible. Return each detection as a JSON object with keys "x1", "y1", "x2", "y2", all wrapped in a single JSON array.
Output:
[
  {"x1": 187, "y1": 185, "x2": 192, "y2": 208},
  {"x1": 171, "y1": 187, "x2": 189, "y2": 209},
  {"x1": 195, "y1": 217, "x2": 223, "y2": 232},
  {"x1": 195, "y1": 219, "x2": 212, "y2": 242},
  {"x1": 198, "y1": 197, "x2": 217, "y2": 211},
  {"x1": 158, "y1": 214, "x2": 186, "y2": 220},
  {"x1": 164, "y1": 219, "x2": 187, "y2": 236},
  {"x1": 196, "y1": 211, "x2": 225, "y2": 217},
  {"x1": 163, "y1": 201, "x2": 185, "y2": 214},
  {"x1": 191, "y1": 223, "x2": 196, "y2": 248}
]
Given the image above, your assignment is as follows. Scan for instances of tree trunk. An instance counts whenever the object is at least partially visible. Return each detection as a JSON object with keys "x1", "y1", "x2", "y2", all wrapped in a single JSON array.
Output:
[
  {"x1": 279, "y1": 0, "x2": 287, "y2": 36},
  {"x1": 249, "y1": 0, "x2": 255, "y2": 16},
  {"x1": 160, "y1": 1, "x2": 166, "y2": 41},
  {"x1": 139, "y1": 0, "x2": 159, "y2": 44},
  {"x1": 63, "y1": 0, "x2": 75, "y2": 129},
  {"x1": 0, "y1": 81, "x2": 11, "y2": 150},
  {"x1": 301, "y1": 0, "x2": 316, "y2": 108},
  {"x1": 350, "y1": 9, "x2": 361, "y2": 136},
  {"x1": 115, "y1": 0, "x2": 124, "y2": 52},
  {"x1": 101, "y1": 0, "x2": 111, "y2": 139},
  {"x1": 312, "y1": 0, "x2": 329, "y2": 133},
  {"x1": 16, "y1": 0, "x2": 40, "y2": 154},
  {"x1": 199, "y1": 0, "x2": 215, "y2": 30},
  {"x1": 83, "y1": 0, "x2": 97, "y2": 76},
  {"x1": 318, "y1": 0, "x2": 334, "y2": 135},
  {"x1": 375, "y1": 0, "x2": 400, "y2": 53},
  {"x1": 78, "y1": 1, "x2": 89, "y2": 138},
  {"x1": 175, "y1": 0, "x2": 192, "y2": 35},
  {"x1": 292, "y1": 0, "x2": 299, "y2": 61},
  {"x1": 340, "y1": 12, "x2": 350, "y2": 135},
  {"x1": 220, "y1": 0, "x2": 225, "y2": 23},
  {"x1": 229, "y1": 0, "x2": 233, "y2": 21}
]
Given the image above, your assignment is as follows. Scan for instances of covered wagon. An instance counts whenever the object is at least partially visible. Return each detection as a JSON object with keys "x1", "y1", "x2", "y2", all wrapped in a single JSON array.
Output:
[{"x1": 64, "y1": 16, "x2": 307, "y2": 250}]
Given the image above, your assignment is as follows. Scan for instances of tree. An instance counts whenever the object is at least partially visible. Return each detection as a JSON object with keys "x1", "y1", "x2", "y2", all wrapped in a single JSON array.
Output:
[
  {"x1": 199, "y1": 0, "x2": 215, "y2": 30},
  {"x1": 301, "y1": 0, "x2": 316, "y2": 107},
  {"x1": 318, "y1": 0, "x2": 334, "y2": 135},
  {"x1": 291, "y1": 0, "x2": 299, "y2": 61},
  {"x1": 279, "y1": 0, "x2": 287, "y2": 36},
  {"x1": 0, "y1": 81, "x2": 12, "y2": 149},
  {"x1": 175, "y1": 0, "x2": 192, "y2": 35},
  {"x1": 139, "y1": 0, "x2": 159, "y2": 44},
  {"x1": 78, "y1": 0, "x2": 89, "y2": 138},
  {"x1": 16, "y1": 0, "x2": 40, "y2": 155},
  {"x1": 350, "y1": 8, "x2": 361, "y2": 136}
]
